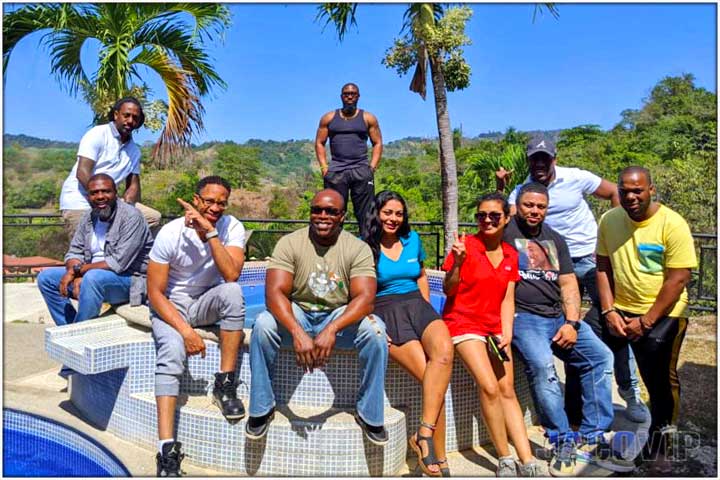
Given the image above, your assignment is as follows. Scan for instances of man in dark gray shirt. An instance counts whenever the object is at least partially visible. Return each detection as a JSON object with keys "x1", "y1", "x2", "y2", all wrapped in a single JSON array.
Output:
[
  {"x1": 315, "y1": 82, "x2": 383, "y2": 238},
  {"x1": 38, "y1": 173, "x2": 153, "y2": 328}
]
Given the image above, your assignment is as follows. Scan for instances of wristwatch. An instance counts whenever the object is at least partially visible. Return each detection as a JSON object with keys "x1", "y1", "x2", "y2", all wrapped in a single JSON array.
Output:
[
  {"x1": 565, "y1": 320, "x2": 581, "y2": 331},
  {"x1": 72, "y1": 263, "x2": 83, "y2": 277},
  {"x1": 205, "y1": 229, "x2": 219, "y2": 240}
]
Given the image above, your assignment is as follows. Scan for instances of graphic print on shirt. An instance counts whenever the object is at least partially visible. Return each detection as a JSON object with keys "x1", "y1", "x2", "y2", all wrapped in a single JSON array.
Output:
[
  {"x1": 513, "y1": 238, "x2": 560, "y2": 281},
  {"x1": 308, "y1": 262, "x2": 343, "y2": 299}
]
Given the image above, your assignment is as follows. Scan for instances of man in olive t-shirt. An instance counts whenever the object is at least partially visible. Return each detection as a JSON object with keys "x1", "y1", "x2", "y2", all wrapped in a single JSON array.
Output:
[{"x1": 247, "y1": 189, "x2": 389, "y2": 445}]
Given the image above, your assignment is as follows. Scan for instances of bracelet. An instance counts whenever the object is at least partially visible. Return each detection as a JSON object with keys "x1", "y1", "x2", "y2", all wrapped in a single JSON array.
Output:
[
  {"x1": 600, "y1": 307, "x2": 617, "y2": 317},
  {"x1": 205, "y1": 229, "x2": 219, "y2": 240}
]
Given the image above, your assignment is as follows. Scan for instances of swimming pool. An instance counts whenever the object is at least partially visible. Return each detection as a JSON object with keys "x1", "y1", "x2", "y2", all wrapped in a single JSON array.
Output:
[{"x1": 3, "y1": 409, "x2": 129, "y2": 477}]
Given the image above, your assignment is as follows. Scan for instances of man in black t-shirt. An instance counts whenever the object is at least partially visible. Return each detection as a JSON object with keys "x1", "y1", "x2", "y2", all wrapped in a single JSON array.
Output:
[{"x1": 503, "y1": 183, "x2": 626, "y2": 476}]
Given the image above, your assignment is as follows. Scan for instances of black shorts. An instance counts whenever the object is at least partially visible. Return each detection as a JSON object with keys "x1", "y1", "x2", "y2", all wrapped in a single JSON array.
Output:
[{"x1": 374, "y1": 290, "x2": 440, "y2": 346}]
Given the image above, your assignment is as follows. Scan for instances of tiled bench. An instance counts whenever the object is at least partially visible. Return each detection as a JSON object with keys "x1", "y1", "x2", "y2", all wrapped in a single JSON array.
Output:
[{"x1": 45, "y1": 264, "x2": 537, "y2": 476}]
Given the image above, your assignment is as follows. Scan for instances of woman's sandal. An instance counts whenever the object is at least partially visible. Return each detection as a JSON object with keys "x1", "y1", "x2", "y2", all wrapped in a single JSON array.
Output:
[
  {"x1": 436, "y1": 458, "x2": 451, "y2": 477},
  {"x1": 409, "y1": 420, "x2": 441, "y2": 477}
]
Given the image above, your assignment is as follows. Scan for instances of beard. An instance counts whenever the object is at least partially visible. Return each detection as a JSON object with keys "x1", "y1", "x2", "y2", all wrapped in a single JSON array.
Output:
[
  {"x1": 341, "y1": 101, "x2": 357, "y2": 116},
  {"x1": 92, "y1": 200, "x2": 117, "y2": 222}
]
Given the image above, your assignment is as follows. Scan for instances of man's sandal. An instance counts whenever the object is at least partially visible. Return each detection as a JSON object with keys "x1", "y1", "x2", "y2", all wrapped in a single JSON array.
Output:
[
  {"x1": 409, "y1": 420, "x2": 441, "y2": 477},
  {"x1": 436, "y1": 458, "x2": 451, "y2": 477}
]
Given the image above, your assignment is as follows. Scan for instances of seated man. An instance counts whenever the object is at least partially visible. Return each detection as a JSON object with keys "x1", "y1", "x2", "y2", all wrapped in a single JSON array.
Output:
[
  {"x1": 502, "y1": 183, "x2": 628, "y2": 476},
  {"x1": 147, "y1": 176, "x2": 246, "y2": 476},
  {"x1": 247, "y1": 189, "x2": 389, "y2": 445},
  {"x1": 597, "y1": 167, "x2": 696, "y2": 461},
  {"x1": 38, "y1": 173, "x2": 152, "y2": 328}
]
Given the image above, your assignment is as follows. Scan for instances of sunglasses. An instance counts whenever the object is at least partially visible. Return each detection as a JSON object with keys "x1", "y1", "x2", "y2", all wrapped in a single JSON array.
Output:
[
  {"x1": 475, "y1": 211, "x2": 503, "y2": 222},
  {"x1": 199, "y1": 197, "x2": 228, "y2": 209},
  {"x1": 341, "y1": 91, "x2": 359, "y2": 97},
  {"x1": 310, "y1": 206, "x2": 343, "y2": 216}
]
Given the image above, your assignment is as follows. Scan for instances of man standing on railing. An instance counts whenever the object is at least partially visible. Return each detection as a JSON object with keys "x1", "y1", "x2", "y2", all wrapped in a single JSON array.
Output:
[
  {"x1": 496, "y1": 134, "x2": 649, "y2": 426},
  {"x1": 315, "y1": 82, "x2": 383, "y2": 238},
  {"x1": 597, "y1": 166, "x2": 697, "y2": 464},
  {"x1": 147, "y1": 175, "x2": 246, "y2": 477},
  {"x1": 246, "y1": 189, "x2": 389, "y2": 446},
  {"x1": 37, "y1": 173, "x2": 153, "y2": 349},
  {"x1": 59, "y1": 97, "x2": 161, "y2": 240}
]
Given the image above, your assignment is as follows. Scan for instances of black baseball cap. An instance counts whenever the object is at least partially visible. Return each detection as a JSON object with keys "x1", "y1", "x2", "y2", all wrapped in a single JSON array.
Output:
[{"x1": 526, "y1": 135, "x2": 557, "y2": 158}]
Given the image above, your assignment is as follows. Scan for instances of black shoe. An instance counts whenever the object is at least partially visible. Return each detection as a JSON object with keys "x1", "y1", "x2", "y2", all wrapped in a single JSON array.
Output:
[
  {"x1": 156, "y1": 441, "x2": 184, "y2": 477},
  {"x1": 213, "y1": 371, "x2": 246, "y2": 421},
  {"x1": 354, "y1": 412, "x2": 388, "y2": 446},
  {"x1": 245, "y1": 408, "x2": 275, "y2": 440}
]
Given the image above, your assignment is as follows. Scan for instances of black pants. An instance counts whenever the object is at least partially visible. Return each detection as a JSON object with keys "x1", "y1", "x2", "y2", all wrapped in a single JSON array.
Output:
[
  {"x1": 323, "y1": 165, "x2": 375, "y2": 239},
  {"x1": 620, "y1": 312, "x2": 688, "y2": 433}
]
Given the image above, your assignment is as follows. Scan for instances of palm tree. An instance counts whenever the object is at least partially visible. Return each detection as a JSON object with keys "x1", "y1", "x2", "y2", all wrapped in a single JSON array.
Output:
[
  {"x1": 3, "y1": 3, "x2": 230, "y2": 164},
  {"x1": 317, "y1": 3, "x2": 557, "y2": 253}
]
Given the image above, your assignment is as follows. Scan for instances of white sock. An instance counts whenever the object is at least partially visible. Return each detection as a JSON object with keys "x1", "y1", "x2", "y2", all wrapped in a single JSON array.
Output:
[{"x1": 158, "y1": 438, "x2": 174, "y2": 453}]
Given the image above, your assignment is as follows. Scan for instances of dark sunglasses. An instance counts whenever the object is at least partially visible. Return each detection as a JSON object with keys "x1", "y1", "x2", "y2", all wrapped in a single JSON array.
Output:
[
  {"x1": 311, "y1": 206, "x2": 343, "y2": 216},
  {"x1": 475, "y1": 211, "x2": 503, "y2": 222},
  {"x1": 341, "y1": 91, "x2": 359, "y2": 97}
]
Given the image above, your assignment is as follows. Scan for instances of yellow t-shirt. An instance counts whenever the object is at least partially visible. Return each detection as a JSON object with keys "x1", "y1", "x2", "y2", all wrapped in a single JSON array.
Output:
[
  {"x1": 268, "y1": 227, "x2": 376, "y2": 312},
  {"x1": 597, "y1": 205, "x2": 697, "y2": 317}
]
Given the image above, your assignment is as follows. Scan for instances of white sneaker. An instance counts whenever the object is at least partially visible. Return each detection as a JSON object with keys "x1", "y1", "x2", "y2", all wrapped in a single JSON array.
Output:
[
  {"x1": 619, "y1": 388, "x2": 650, "y2": 423},
  {"x1": 497, "y1": 456, "x2": 517, "y2": 477}
]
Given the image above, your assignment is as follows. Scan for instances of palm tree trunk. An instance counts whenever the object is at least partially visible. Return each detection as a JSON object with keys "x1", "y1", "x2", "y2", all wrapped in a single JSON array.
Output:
[{"x1": 429, "y1": 55, "x2": 459, "y2": 256}]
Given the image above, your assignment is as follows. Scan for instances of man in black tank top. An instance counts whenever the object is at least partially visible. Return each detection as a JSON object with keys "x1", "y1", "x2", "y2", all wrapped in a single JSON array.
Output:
[{"x1": 315, "y1": 83, "x2": 383, "y2": 238}]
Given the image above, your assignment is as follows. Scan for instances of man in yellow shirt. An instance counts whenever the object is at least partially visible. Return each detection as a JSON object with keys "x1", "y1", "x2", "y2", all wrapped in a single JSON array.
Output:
[{"x1": 596, "y1": 166, "x2": 697, "y2": 460}]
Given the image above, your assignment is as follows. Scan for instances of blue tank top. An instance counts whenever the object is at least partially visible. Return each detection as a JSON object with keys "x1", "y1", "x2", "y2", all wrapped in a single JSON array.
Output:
[{"x1": 328, "y1": 109, "x2": 368, "y2": 172}]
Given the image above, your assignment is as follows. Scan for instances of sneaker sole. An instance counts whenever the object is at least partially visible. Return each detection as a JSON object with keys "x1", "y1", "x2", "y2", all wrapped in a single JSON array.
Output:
[
  {"x1": 353, "y1": 414, "x2": 389, "y2": 446},
  {"x1": 576, "y1": 451, "x2": 636, "y2": 473},
  {"x1": 244, "y1": 413, "x2": 274, "y2": 440},
  {"x1": 212, "y1": 396, "x2": 246, "y2": 421}
]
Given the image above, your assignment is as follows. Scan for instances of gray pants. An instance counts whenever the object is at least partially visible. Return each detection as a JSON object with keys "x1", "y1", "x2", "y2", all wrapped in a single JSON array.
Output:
[{"x1": 152, "y1": 282, "x2": 245, "y2": 397}]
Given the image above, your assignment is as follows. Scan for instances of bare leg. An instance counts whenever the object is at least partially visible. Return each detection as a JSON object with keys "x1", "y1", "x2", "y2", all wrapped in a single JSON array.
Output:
[
  {"x1": 455, "y1": 340, "x2": 511, "y2": 458},
  {"x1": 156, "y1": 395, "x2": 177, "y2": 440},
  {"x1": 219, "y1": 329, "x2": 244, "y2": 372},
  {"x1": 495, "y1": 347, "x2": 534, "y2": 464}
]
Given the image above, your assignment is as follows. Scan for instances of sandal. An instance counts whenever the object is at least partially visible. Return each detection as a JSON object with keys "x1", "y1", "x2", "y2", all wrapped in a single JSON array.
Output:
[
  {"x1": 409, "y1": 420, "x2": 441, "y2": 477},
  {"x1": 436, "y1": 458, "x2": 451, "y2": 477}
]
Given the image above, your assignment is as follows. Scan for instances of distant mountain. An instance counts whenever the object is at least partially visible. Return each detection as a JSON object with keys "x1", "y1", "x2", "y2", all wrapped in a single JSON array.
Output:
[{"x1": 4, "y1": 134, "x2": 77, "y2": 149}]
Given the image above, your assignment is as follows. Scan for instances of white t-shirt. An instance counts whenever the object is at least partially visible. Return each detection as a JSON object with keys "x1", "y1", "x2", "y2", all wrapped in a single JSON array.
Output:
[
  {"x1": 90, "y1": 220, "x2": 110, "y2": 263},
  {"x1": 60, "y1": 123, "x2": 142, "y2": 210},
  {"x1": 509, "y1": 166, "x2": 601, "y2": 258},
  {"x1": 149, "y1": 215, "x2": 246, "y2": 297}
]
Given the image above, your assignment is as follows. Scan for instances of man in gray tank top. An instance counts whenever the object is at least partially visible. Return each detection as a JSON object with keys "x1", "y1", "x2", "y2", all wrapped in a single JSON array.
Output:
[{"x1": 315, "y1": 83, "x2": 383, "y2": 238}]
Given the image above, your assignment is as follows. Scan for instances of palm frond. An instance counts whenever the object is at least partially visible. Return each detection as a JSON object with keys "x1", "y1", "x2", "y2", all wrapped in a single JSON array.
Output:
[
  {"x1": 315, "y1": 3, "x2": 358, "y2": 41},
  {"x1": 532, "y1": 3, "x2": 559, "y2": 22},
  {"x1": 402, "y1": 3, "x2": 444, "y2": 34}
]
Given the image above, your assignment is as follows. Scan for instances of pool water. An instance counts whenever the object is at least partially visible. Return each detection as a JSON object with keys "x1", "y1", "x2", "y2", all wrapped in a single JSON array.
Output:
[
  {"x1": 241, "y1": 284, "x2": 447, "y2": 329},
  {"x1": 3, "y1": 409, "x2": 129, "y2": 477}
]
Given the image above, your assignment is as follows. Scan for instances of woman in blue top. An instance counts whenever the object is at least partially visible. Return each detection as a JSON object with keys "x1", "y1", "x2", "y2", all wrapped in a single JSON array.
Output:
[{"x1": 364, "y1": 190, "x2": 454, "y2": 477}]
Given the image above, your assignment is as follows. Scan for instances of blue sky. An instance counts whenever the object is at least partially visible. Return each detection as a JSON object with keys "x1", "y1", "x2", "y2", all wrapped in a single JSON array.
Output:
[{"x1": 2, "y1": 3, "x2": 716, "y2": 145}]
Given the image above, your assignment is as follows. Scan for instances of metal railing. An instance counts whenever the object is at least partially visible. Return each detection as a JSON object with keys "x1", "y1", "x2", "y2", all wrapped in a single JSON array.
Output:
[{"x1": 4, "y1": 213, "x2": 716, "y2": 312}]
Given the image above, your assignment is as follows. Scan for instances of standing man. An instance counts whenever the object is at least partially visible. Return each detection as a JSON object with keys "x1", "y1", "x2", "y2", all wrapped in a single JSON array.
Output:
[
  {"x1": 60, "y1": 96, "x2": 161, "y2": 239},
  {"x1": 38, "y1": 174, "x2": 153, "y2": 327},
  {"x1": 497, "y1": 135, "x2": 648, "y2": 424},
  {"x1": 246, "y1": 189, "x2": 389, "y2": 446},
  {"x1": 147, "y1": 176, "x2": 246, "y2": 476},
  {"x1": 597, "y1": 167, "x2": 696, "y2": 459},
  {"x1": 503, "y1": 183, "x2": 629, "y2": 476},
  {"x1": 315, "y1": 83, "x2": 383, "y2": 238}
]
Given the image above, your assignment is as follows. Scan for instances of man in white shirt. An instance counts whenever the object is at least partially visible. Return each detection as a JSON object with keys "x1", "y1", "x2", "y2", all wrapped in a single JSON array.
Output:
[
  {"x1": 147, "y1": 176, "x2": 246, "y2": 477},
  {"x1": 497, "y1": 135, "x2": 649, "y2": 425},
  {"x1": 60, "y1": 97, "x2": 161, "y2": 239}
]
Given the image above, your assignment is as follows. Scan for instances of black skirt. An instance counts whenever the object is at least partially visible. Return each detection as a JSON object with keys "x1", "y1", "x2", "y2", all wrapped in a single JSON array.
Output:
[{"x1": 374, "y1": 290, "x2": 441, "y2": 345}]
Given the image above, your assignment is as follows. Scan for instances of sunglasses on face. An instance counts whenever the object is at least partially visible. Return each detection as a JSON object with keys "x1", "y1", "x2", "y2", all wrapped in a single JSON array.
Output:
[
  {"x1": 475, "y1": 211, "x2": 503, "y2": 222},
  {"x1": 341, "y1": 91, "x2": 359, "y2": 97},
  {"x1": 310, "y1": 206, "x2": 343, "y2": 216}
]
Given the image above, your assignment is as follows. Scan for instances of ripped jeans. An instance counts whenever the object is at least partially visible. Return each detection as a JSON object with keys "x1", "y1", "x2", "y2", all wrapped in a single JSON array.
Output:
[
  {"x1": 249, "y1": 303, "x2": 388, "y2": 426},
  {"x1": 513, "y1": 312, "x2": 614, "y2": 444}
]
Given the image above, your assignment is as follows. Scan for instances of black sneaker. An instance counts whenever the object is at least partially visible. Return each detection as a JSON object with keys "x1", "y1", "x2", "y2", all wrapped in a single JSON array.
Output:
[
  {"x1": 245, "y1": 408, "x2": 275, "y2": 440},
  {"x1": 212, "y1": 371, "x2": 246, "y2": 421},
  {"x1": 156, "y1": 441, "x2": 184, "y2": 477},
  {"x1": 354, "y1": 412, "x2": 388, "y2": 446}
]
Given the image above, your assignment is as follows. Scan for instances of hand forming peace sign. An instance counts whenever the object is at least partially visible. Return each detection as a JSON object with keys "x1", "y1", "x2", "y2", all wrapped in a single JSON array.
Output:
[{"x1": 451, "y1": 231, "x2": 467, "y2": 265}]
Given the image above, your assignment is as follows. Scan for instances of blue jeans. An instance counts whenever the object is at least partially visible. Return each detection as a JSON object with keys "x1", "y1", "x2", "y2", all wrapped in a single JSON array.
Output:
[
  {"x1": 571, "y1": 254, "x2": 640, "y2": 395},
  {"x1": 249, "y1": 303, "x2": 388, "y2": 426},
  {"x1": 37, "y1": 267, "x2": 132, "y2": 326},
  {"x1": 513, "y1": 311, "x2": 614, "y2": 443}
]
